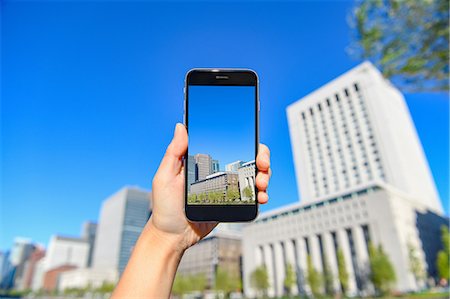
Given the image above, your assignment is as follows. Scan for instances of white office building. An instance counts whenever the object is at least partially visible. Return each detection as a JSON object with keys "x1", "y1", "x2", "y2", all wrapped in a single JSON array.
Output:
[
  {"x1": 92, "y1": 187, "x2": 151, "y2": 275},
  {"x1": 238, "y1": 160, "x2": 256, "y2": 201},
  {"x1": 44, "y1": 236, "x2": 89, "y2": 271},
  {"x1": 58, "y1": 268, "x2": 118, "y2": 290},
  {"x1": 286, "y1": 61, "x2": 442, "y2": 213},
  {"x1": 226, "y1": 160, "x2": 244, "y2": 172},
  {"x1": 242, "y1": 62, "x2": 447, "y2": 298}
]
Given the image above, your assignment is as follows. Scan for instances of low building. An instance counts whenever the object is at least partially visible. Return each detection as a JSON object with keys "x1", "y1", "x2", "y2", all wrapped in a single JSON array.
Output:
[
  {"x1": 58, "y1": 268, "x2": 118, "y2": 291},
  {"x1": 177, "y1": 228, "x2": 242, "y2": 289},
  {"x1": 190, "y1": 172, "x2": 239, "y2": 201},
  {"x1": 237, "y1": 161, "x2": 256, "y2": 201},
  {"x1": 44, "y1": 235, "x2": 89, "y2": 272},
  {"x1": 242, "y1": 183, "x2": 448, "y2": 298},
  {"x1": 43, "y1": 264, "x2": 77, "y2": 292}
]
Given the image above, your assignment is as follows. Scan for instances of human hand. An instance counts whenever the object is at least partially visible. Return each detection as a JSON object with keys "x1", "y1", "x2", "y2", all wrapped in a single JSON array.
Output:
[{"x1": 148, "y1": 123, "x2": 271, "y2": 253}]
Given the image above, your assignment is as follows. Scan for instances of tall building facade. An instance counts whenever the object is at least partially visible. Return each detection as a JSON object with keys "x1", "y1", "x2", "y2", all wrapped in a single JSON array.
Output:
[
  {"x1": 287, "y1": 61, "x2": 442, "y2": 213},
  {"x1": 187, "y1": 155, "x2": 196, "y2": 191},
  {"x1": 9, "y1": 238, "x2": 35, "y2": 288},
  {"x1": 20, "y1": 245, "x2": 45, "y2": 290},
  {"x1": 242, "y1": 62, "x2": 447, "y2": 298},
  {"x1": 81, "y1": 221, "x2": 97, "y2": 267},
  {"x1": 92, "y1": 187, "x2": 151, "y2": 275},
  {"x1": 212, "y1": 159, "x2": 220, "y2": 173},
  {"x1": 195, "y1": 154, "x2": 213, "y2": 181}
]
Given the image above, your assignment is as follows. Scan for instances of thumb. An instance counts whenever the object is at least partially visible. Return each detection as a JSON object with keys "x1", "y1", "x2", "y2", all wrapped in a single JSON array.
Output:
[{"x1": 158, "y1": 123, "x2": 188, "y2": 176}]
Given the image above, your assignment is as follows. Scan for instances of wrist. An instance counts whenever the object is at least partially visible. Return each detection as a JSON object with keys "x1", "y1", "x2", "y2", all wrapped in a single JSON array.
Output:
[{"x1": 143, "y1": 220, "x2": 187, "y2": 257}]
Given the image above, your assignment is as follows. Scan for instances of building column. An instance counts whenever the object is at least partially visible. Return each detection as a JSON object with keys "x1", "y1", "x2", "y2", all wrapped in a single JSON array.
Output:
[
  {"x1": 323, "y1": 232, "x2": 340, "y2": 293},
  {"x1": 284, "y1": 240, "x2": 299, "y2": 295},
  {"x1": 337, "y1": 229, "x2": 357, "y2": 296},
  {"x1": 353, "y1": 226, "x2": 370, "y2": 294},
  {"x1": 310, "y1": 235, "x2": 323, "y2": 273},
  {"x1": 296, "y1": 238, "x2": 309, "y2": 296},
  {"x1": 273, "y1": 242, "x2": 285, "y2": 298},
  {"x1": 263, "y1": 244, "x2": 275, "y2": 297}
]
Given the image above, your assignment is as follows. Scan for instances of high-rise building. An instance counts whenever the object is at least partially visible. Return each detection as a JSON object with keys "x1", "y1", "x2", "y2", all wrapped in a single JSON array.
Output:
[
  {"x1": 187, "y1": 155, "x2": 196, "y2": 191},
  {"x1": 225, "y1": 160, "x2": 243, "y2": 172},
  {"x1": 92, "y1": 187, "x2": 151, "y2": 275},
  {"x1": 287, "y1": 61, "x2": 442, "y2": 213},
  {"x1": 212, "y1": 159, "x2": 220, "y2": 173},
  {"x1": 81, "y1": 221, "x2": 97, "y2": 267},
  {"x1": 237, "y1": 160, "x2": 256, "y2": 201},
  {"x1": 20, "y1": 245, "x2": 45, "y2": 290},
  {"x1": 242, "y1": 62, "x2": 448, "y2": 297},
  {"x1": 0, "y1": 251, "x2": 12, "y2": 288},
  {"x1": 195, "y1": 154, "x2": 213, "y2": 181},
  {"x1": 44, "y1": 236, "x2": 89, "y2": 271},
  {"x1": 9, "y1": 237, "x2": 35, "y2": 288}
]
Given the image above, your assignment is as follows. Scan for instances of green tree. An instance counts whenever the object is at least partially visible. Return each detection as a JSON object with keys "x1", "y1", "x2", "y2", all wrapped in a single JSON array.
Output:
[
  {"x1": 226, "y1": 187, "x2": 240, "y2": 201},
  {"x1": 243, "y1": 186, "x2": 254, "y2": 200},
  {"x1": 336, "y1": 248, "x2": 349, "y2": 295},
  {"x1": 368, "y1": 242, "x2": 396, "y2": 295},
  {"x1": 407, "y1": 242, "x2": 425, "y2": 287},
  {"x1": 436, "y1": 225, "x2": 450, "y2": 282},
  {"x1": 322, "y1": 255, "x2": 334, "y2": 296},
  {"x1": 349, "y1": 0, "x2": 449, "y2": 92},
  {"x1": 172, "y1": 274, "x2": 190, "y2": 296},
  {"x1": 306, "y1": 255, "x2": 322, "y2": 298},
  {"x1": 189, "y1": 273, "x2": 208, "y2": 292},
  {"x1": 215, "y1": 266, "x2": 241, "y2": 297},
  {"x1": 250, "y1": 265, "x2": 269, "y2": 298},
  {"x1": 283, "y1": 263, "x2": 296, "y2": 297},
  {"x1": 96, "y1": 281, "x2": 115, "y2": 294}
]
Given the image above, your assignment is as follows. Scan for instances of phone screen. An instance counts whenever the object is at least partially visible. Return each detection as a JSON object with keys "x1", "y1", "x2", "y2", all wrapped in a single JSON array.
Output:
[{"x1": 187, "y1": 85, "x2": 256, "y2": 206}]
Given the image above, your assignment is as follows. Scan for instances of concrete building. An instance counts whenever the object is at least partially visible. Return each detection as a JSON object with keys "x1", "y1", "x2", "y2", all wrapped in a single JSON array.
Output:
[
  {"x1": 31, "y1": 257, "x2": 46, "y2": 291},
  {"x1": 92, "y1": 187, "x2": 151, "y2": 275},
  {"x1": 81, "y1": 221, "x2": 97, "y2": 267},
  {"x1": 9, "y1": 237, "x2": 35, "y2": 288},
  {"x1": 226, "y1": 161, "x2": 244, "y2": 172},
  {"x1": 44, "y1": 236, "x2": 89, "y2": 272},
  {"x1": 0, "y1": 251, "x2": 12, "y2": 289},
  {"x1": 187, "y1": 155, "x2": 196, "y2": 191},
  {"x1": 43, "y1": 264, "x2": 77, "y2": 292},
  {"x1": 242, "y1": 62, "x2": 448, "y2": 298},
  {"x1": 238, "y1": 161, "x2": 256, "y2": 201},
  {"x1": 286, "y1": 61, "x2": 442, "y2": 213},
  {"x1": 190, "y1": 172, "x2": 240, "y2": 201},
  {"x1": 212, "y1": 159, "x2": 220, "y2": 173},
  {"x1": 178, "y1": 230, "x2": 242, "y2": 288},
  {"x1": 20, "y1": 245, "x2": 45, "y2": 290},
  {"x1": 195, "y1": 154, "x2": 213, "y2": 181},
  {"x1": 58, "y1": 268, "x2": 118, "y2": 290}
]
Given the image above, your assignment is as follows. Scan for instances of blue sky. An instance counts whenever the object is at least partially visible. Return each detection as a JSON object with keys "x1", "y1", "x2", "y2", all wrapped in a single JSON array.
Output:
[
  {"x1": 1, "y1": 1, "x2": 448, "y2": 250},
  {"x1": 189, "y1": 86, "x2": 255, "y2": 168}
]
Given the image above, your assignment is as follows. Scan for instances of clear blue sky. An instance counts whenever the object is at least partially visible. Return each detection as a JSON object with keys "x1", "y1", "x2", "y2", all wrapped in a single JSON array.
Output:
[
  {"x1": 189, "y1": 86, "x2": 255, "y2": 168},
  {"x1": 1, "y1": 1, "x2": 448, "y2": 251}
]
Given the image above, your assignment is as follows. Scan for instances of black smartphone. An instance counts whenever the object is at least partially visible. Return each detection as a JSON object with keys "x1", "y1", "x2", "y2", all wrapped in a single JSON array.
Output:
[{"x1": 184, "y1": 69, "x2": 259, "y2": 222}]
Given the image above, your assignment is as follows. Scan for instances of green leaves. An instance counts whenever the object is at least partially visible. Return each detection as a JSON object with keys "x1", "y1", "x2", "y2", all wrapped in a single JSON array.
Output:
[
  {"x1": 349, "y1": 0, "x2": 449, "y2": 92},
  {"x1": 368, "y1": 242, "x2": 396, "y2": 295}
]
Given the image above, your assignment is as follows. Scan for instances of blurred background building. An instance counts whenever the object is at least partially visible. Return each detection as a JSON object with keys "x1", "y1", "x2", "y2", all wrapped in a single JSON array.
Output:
[{"x1": 242, "y1": 62, "x2": 448, "y2": 297}]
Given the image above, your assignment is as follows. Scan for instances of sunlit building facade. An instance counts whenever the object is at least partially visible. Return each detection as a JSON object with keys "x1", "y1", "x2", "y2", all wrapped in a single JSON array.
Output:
[
  {"x1": 242, "y1": 62, "x2": 447, "y2": 298},
  {"x1": 92, "y1": 187, "x2": 151, "y2": 275}
]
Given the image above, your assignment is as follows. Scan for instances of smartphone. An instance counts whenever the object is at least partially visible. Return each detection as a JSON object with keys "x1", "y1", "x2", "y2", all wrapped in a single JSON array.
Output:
[{"x1": 184, "y1": 69, "x2": 259, "y2": 222}]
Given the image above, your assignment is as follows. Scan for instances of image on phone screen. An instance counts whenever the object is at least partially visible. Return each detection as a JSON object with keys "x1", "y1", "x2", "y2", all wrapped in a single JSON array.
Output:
[{"x1": 187, "y1": 85, "x2": 256, "y2": 205}]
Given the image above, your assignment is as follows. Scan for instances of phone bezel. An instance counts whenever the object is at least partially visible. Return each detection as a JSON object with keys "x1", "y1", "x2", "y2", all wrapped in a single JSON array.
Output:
[{"x1": 184, "y1": 69, "x2": 259, "y2": 222}]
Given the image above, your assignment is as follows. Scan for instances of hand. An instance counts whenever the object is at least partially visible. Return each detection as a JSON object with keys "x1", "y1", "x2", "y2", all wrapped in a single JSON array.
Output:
[{"x1": 149, "y1": 123, "x2": 271, "y2": 253}]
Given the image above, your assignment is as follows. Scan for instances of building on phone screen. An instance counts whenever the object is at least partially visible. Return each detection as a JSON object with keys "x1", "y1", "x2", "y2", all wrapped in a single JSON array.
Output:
[{"x1": 242, "y1": 62, "x2": 448, "y2": 297}]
